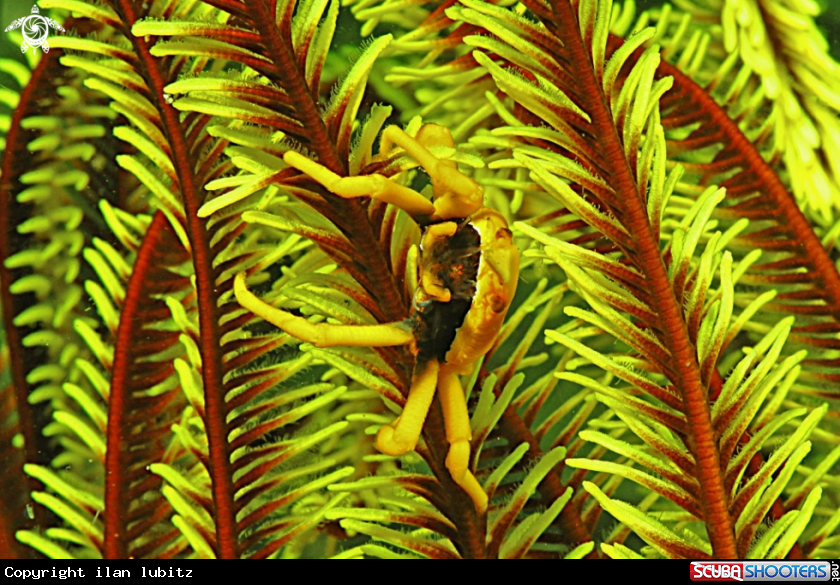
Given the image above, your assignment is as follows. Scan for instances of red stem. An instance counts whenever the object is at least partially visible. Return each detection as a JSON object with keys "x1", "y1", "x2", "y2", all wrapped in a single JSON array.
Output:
[
  {"x1": 110, "y1": 1, "x2": 239, "y2": 558},
  {"x1": 248, "y1": 0, "x2": 406, "y2": 323},
  {"x1": 103, "y1": 212, "x2": 182, "y2": 558},
  {"x1": 659, "y1": 61, "x2": 840, "y2": 313},
  {"x1": 544, "y1": 1, "x2": 738, "y2": 558},
  {"x1": 0, "y1": 47, "x2": 58, "y2": 546}
]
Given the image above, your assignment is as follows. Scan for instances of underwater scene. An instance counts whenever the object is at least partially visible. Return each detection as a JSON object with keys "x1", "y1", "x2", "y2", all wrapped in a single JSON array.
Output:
[{"x1": 1, "y1": 0, "x2": 840, "y2": 560}]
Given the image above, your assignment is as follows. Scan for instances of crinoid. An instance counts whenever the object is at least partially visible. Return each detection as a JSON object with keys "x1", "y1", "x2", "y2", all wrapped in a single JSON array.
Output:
[{"x1": 1, "y1": 0, "x2": 839, "y2": 560}]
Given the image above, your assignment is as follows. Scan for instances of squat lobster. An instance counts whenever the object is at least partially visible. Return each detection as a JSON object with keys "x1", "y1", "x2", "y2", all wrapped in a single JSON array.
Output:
[{"x1": 234, "y1": 123, "x2": 519, "y2": 513}]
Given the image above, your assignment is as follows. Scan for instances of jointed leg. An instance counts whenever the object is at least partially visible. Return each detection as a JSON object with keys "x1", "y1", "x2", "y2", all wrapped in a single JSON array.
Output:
[
  {"x1": 283, "y1": 150, "x2": 435, "y2": 220},
  {"x1": 380, "y1": 123, "x2": 454, "y2": 168},
  {"x1": 376, "y1": 359, "x2": 439, "y2": 456},
  {"x1": 284, "y1": 124, "x2": 484, "y2": 224},
  {"x1": 234, "y1": 273, "x2": 414, "y2": 348},
  {"x1": 380, "y1": 125, "x2": 484, "y2": 221},
  {"x1": 438, "y1": 363, "x2": 487, "y2": 513}
]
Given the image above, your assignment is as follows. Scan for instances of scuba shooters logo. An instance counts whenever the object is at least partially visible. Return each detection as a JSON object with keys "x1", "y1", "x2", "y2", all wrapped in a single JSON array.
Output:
[
  {"x1": 5, "y1": 4, "x2": 64, "y2": 54},
  {"x1": 691, "y1": 561, "x2": 840, "y2": 582}
]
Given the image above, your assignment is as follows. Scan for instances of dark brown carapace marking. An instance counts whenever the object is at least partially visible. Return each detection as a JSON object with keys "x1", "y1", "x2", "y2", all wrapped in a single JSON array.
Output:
[{"x1": 412, "y1": 220, "x2": 481, "y2": 362}]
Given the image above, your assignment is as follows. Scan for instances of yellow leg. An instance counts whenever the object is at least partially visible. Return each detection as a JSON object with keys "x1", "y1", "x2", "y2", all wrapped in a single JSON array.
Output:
[
  {"x1": 381, "y1": 124, "x2": 453, "y2": 165},
  {"x1": 283, "y1": 150, "x2": 435, "y2": 219},
  {"x1": 379, "y1": 125, "x2": 484, "y2": 221},
  {"x1": 376, "y1": 359, "x2": 439, "y2": 455},
  {"x1": 439, "y1": 364, "x2": 488, "y2": 513},
  {"x1": 234, "y1": 273, "x2": 414, "y2": 347}
]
